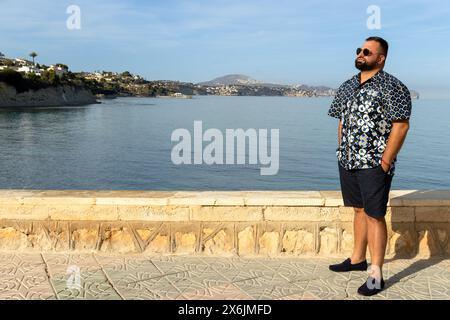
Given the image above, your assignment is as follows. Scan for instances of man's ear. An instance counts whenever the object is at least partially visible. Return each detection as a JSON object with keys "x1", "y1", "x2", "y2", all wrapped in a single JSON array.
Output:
[{"x1": 378, "y1": 54, "x2": 386, "y2": 65}]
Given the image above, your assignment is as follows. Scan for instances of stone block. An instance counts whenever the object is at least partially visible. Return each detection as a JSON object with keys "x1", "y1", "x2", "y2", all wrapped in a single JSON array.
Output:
[
  {"x1": 281, "y1": 229, "x2": 314, "y2": 255},
  {"x1": 388, "y1": 230, "x2": 416, "y2": 257},
  {"x1": 320, "y1": 191, "x2": 344, "y2": 207},
  {"x1": 146, "y1": 234, "x2": 169, "y2": 253},
  {"x1": 72, "y1": 228, "x2": 99, "y2": 251},
  {"x1": 259, "y1": 231, "x2": 279, "y2": 256},
  {"x1": 100, "y1": 228, "x2": 137, "y2": 253},
  {"x1": 0, "y1": 227, "x2": 30, "y2": 251},
  {"x1": 386, "y1": 207, "x2": 415, "y2": 222},
  {"x1": 174, "y1": 232, "x2": 197, "y2": 254},
  {"x1": 417, "y1": 230, "x2": 441, "y2": 257},
  {"x1": 0, "y1": 205, "x2": 49, "y2": 220},
  {"x1": 202, "y1": 227, "x2": 234, "y2": 256},
  {"x1": 340, "y1": 230, "x2": 354, "y2": 254},
  {"x1": 238, "y1": 226, "x2": 255, "y2": 256},
  {"x1": 319, "y1": 227, "x2": 338, "y2": 255},
  {"x1": 244, "y1": 191, "x2": 324, "y2": 206},
  {"x1": 415, "y1": 207, "x2": 450, "y2": 222},
  {"x1": 338, "y1": 207, "x2": 355, "y2": 222},
  {"x1": 47, "y1": 205, "x2": 117, "y2": 221},
  {"x1": 191, "y1": 206, "x2": 263, "y2": 222},
  {"x1": 265, "y1": 207, "x2": 336, "y2": 222},
  {"x1": 117, "y1": 205, "x2": 189, "y2": 221}
]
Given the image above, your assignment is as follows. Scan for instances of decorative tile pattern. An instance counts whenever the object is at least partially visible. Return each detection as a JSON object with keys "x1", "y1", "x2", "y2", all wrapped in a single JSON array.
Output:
[{"x1": 0, "y1": 253, "x2": 448, "y2": 300}]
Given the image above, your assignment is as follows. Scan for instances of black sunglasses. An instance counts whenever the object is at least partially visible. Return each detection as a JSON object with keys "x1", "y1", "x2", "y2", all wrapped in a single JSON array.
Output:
[{"x1": 356, "y1": 48, "x2": 372, "y2": 56}]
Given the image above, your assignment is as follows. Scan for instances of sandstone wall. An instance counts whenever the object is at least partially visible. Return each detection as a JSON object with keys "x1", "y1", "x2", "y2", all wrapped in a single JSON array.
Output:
[{"x1": 0, "y1": 190, "x2": 448, "y2": 257}]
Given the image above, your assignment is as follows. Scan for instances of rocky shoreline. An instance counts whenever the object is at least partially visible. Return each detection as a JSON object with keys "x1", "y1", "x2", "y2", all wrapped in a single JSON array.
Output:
[
  {"x1": 0, "y1": 82, "x2": 98, "y2": 108},
  {"x1": 0, "y1": 81, "x2": 420, "y2": 108}
]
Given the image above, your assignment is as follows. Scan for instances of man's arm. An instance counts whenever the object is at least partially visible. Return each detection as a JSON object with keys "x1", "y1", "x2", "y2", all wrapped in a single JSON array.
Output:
[
  {"x1": 338, "y1": 120, "x2": 342, "y2": 146},
  {"x1": 381, "y1": 120, "x2": 410, "y2": 171}
]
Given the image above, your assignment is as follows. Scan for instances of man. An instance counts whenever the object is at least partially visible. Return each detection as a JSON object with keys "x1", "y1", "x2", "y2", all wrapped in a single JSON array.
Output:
[{"x1": 327, "y1": 37, "x2": 412, "y2": 296}]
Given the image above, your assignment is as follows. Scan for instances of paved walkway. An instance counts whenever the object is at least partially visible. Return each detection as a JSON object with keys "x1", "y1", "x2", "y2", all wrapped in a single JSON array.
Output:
[{"x1": 0, "y1": 253, "x2": 448, "y2": 300}]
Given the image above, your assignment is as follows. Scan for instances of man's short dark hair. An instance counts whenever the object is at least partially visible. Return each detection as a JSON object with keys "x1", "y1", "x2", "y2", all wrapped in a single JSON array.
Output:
[{"x1": 366, "y1": 36, "x2": 389, "y2": 56}]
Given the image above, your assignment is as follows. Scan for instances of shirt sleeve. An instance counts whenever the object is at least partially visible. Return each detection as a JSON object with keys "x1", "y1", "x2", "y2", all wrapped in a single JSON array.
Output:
[
  {"x1": 385, "y1": 80, "x2": 412, "y2": 121},
  {"x1": 328, "y1": 84, "x2": 345, "y2": 119}
]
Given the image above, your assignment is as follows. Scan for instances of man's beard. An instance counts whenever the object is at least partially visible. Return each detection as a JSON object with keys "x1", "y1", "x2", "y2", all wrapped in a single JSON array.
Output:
[{"x1": 355, "y1": 59, "x2": 378, "y2": 71}]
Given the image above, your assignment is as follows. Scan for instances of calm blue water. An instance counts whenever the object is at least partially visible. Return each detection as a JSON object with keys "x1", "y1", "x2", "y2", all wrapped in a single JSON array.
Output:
[{"x1": 0, "y1": 96, "x2": 448, "y2": 190}]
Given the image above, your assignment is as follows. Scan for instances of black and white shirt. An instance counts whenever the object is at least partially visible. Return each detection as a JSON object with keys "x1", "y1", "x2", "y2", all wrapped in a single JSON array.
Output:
[{"x1": 328, "y1": 70, "x2": 412, "y2": 176}]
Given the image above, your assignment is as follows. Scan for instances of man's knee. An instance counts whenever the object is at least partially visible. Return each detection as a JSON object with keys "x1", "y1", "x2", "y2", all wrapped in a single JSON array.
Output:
[{"x1": 366, "y1": 214, "x2": 386, "y2": 223}]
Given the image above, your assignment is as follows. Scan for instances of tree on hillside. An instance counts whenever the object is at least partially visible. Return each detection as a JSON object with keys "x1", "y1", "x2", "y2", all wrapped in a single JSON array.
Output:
[
  {"x1": 41, "y1": 69, "x2": 59, "y2": 85},
  {"x1": 55, "y1": 63, "x2": 69, "y2": 70},
  {"x1": 29, "y1": 52, "x2": 38, "y2": 65}
]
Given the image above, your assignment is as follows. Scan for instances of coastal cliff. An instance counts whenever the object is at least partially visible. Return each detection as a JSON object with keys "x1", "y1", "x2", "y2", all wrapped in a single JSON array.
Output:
[{"x1": 0, "y1": 82, "x2": 98, "y2": 107}]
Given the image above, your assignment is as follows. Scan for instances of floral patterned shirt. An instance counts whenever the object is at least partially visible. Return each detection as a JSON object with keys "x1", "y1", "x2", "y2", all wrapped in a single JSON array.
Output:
[{"x1": 328, "y1": 70, "x2": 412, "y2": 176}]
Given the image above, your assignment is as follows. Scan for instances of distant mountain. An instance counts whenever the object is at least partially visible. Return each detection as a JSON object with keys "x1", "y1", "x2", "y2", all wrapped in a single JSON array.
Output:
[
  {"x1": 198, "y1": 74, "x2": 262, "y2": 86},
  {"x1": 197, "y1": 74, "x2": 420, "y2": 98},
  {"x1": 198, "y1": 74, "x2": 334, "y2": 91}
]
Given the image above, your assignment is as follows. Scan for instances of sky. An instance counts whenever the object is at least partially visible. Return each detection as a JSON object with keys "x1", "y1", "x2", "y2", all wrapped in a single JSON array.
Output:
[{"x1": 1, "y1": 0, "x2": 450, "y2": 98}]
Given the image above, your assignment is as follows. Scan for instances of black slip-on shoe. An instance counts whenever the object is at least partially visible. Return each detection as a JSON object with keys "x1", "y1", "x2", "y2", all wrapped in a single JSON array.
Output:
[
  {"x1": 328, "y1": 258, "x2": 368, "y2": 272},
  {"x1": 357, "y1": 277, "x2": 385, "y2": 296}
]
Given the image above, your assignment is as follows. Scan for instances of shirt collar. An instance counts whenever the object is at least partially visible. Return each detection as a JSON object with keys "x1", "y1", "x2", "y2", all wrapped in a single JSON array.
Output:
[{"x1": 352, "y1": 69, "x2": 385, "y2": 88}]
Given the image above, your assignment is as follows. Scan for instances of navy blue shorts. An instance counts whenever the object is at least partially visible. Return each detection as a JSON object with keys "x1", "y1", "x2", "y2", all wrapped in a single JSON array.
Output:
[{"x1": 338, "y1": 162, "x2": 393, "y2": 218}]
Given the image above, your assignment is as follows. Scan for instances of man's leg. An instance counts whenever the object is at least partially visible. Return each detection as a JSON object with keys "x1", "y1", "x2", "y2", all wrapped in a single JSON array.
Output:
[
  {"x1": 329, "y1": 164, "x2": 368, "y2": 272},
  {"x1": 329, "y1": 206, "x2": 368, "y2": 272},
  {"x1": 355, "y1": 166, "x2": 391, "y2": 295},
  {"x1": 350, "y1": 207, "x2": 368, "y2": 264},
  {"x1": 366, "y1": 214, "x2": 387, "y2": 280}
]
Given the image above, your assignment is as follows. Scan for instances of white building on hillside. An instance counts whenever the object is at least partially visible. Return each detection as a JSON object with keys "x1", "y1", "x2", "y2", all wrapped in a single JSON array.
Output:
[
  {"x1": 14, "y1": 58, "x2": 33, "y2": 66},
  {"x1": 49, "y1": 64, "x2": 69, "y2": 77},
  {"x1": 17, "y1": 65, "x2": 42, "y2": 76}
]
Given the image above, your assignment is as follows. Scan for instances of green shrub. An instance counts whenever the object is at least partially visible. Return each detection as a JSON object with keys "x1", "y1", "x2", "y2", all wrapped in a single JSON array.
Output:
[{"x1": 0, "y1": 69, "x2": 49, "y2": 93}]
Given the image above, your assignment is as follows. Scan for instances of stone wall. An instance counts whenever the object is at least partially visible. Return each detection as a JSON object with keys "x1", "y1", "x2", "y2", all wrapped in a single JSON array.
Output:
[{"x1": 0, "y1": 190, "x2": 449, "y2": 257}]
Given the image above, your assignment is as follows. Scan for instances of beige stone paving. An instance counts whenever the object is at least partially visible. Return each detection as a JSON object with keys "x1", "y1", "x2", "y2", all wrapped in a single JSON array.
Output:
[{"x1": 0, "y1": 252, "x2": 448, "y2": 300}]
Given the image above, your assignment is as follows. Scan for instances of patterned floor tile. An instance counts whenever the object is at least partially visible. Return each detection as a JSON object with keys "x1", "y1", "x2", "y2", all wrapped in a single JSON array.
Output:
[
  {"x1": 95, "y1": 254, "x2": 155, "y2": 271},
  {"x1": 120, "y1": 277, "x2": 185, "y2": 300},
  {"x1": 52, "y1": 277, "x2": 122, "y2": 300},
  {"x1": 182, "y1": 283, "x2": 253, "y2": 300},
  {"x1": 150, "y1": 258, "x2": 212, "y2": 278},
  {"x1": 0, "y1": 252, "x2": 448, "y2": 300},
  {"x1": 235, "y1": 281, "x2": 308, "y2": 300}
]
